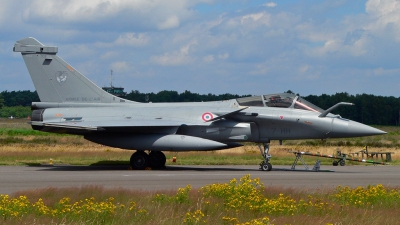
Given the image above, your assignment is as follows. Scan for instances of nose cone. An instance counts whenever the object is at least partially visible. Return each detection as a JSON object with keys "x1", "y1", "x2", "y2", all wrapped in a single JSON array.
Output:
[
  {"x1": 330, "y1": 119, "x2": 387, "y2": 138},
  {"x1": 347, "y1": 121, "x2": 387, "y2": 136}
]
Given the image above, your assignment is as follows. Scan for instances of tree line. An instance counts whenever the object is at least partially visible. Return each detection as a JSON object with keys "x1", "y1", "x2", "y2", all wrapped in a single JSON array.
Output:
[{"x1": 0, "y1": 90, "x2": 399, "y2": 126}]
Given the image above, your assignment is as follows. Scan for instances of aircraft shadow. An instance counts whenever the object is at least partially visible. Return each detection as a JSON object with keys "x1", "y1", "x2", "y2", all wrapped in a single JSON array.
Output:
[
  {"x1": 25, "y1": 161, "x2": 337, "y2": 172},
  {"x1": 27, "y1": 164, "x2": 339, "y2": 172},
  {"x1": 26, "y1": 163, "x2": 259, "y2": 172}
]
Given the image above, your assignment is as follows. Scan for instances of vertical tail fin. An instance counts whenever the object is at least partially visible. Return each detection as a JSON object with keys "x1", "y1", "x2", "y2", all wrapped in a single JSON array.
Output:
[{"x1": 14, "y1": 37, "x2": 134, "y2": 104}]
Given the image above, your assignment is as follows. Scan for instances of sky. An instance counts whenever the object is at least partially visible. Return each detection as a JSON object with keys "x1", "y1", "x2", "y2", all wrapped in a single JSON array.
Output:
[{"x1": 1, "y1": 0, "x2": 399, "y2": 97}]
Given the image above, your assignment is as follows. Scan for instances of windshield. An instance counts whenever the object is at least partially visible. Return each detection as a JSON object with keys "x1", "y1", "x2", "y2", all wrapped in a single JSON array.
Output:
[
  {"x1": 236, "y1": 93, "x2": 324, "y2": 113},
  {"x1": 236, "y1": 96, "x2": 264, "y2": 107},
  {"x1": 294, "y1": 97, "x2": 324, "y2": 113}
]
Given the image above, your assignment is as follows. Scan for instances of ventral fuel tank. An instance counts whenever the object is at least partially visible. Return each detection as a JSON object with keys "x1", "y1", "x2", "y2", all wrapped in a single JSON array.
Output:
[{"x1": 85, "y1": 133, "x2": 242, "y2": 151}]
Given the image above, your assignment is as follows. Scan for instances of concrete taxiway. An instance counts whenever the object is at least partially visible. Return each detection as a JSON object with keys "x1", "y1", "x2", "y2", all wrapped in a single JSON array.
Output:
[{"x1": 0, "y1": 165, "x2": 399, "y2": 194}]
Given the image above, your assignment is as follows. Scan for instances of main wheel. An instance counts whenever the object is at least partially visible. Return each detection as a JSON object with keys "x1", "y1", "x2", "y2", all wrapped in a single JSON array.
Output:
[
  {"x1": 149, "y1": 151, "x2": 166, "y2": 169},
  {"x1": 260, "y1": 162, "x2": 272, "y2": 171},
  {"x1": 339, "y1": 160, "x2": 345, "y2": 166},
  {"x1": 332, "y1": 161, "x2": 338, "y2": 166},
  {"x1": 130, "y1": 151, "x2": 149, "y2": 170}
]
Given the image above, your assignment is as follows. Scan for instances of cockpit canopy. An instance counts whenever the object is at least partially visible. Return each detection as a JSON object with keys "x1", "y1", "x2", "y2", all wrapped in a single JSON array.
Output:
[{"x1": 236, "y1": 93, "x2": 324, "y2": 113}]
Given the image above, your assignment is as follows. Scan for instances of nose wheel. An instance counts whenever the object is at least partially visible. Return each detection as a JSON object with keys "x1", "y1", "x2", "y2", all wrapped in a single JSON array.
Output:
[
  {"x1": 259, "y1": 143, "x2": 272, "y2": 171},
  {"x1": 260, "y1": 161, "x2": 272, "y2": 171}
]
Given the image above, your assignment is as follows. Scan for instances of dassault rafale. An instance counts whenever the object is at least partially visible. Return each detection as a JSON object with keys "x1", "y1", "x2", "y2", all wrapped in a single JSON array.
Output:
[{"x1": 13, "y1": 37, "x2": 386, "y2": 171}]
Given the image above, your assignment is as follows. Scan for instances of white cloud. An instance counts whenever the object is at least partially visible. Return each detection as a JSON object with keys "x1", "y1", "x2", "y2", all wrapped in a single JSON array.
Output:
[
  {"x1": 21, "y1": 0, "x2": 197, "y2": 31},
  {"x1": 227, "y1": 12, "x2": 271, "y2": 31},
  {"x1": 295, "y1": 22, "x2": 333, "y2": 42},
  {"x1": 157, "y1": 15, "x2": 180, "y2": 30},
  {"x1": 0, "y1": 1, "x2": 31, "y2": 32},
  {"x1": 298, "y1": 65, "x2": 309, "y2": 74},
  {"x1": 310, "y1": 39, "x2": 341, "y2": 56},
  {"x1": 218, "y1": 53, "x2": 229, "y2": 59},
  {"x1": 249, "y1": 63, "x2": 268, "y2": 75},
  {"x1": 60, "y1": 44, "x2": 95, "y2": 59},
  {"x1": 263, "y1": 2, "x2": 277, "y2": 8},
  {"x1": 294, "y1": 64, "x2": 320, "y2": 80},
  {"x1": 22, "y1": 0, "x2": 117, "y2": 22},
  {"x1": 365, "y1": 0, "x2": 400, "y2": 41},
  {"x1": 241, "y1": 13, "x2": 265, "y2": 23},
  {"x1": 101, "y1": 51, "x2": 118, "y2": 59},
  {"x1": 115, "y1": 33, "x2": 149, "y2": 47},
  {"x1": 111, "y1": 61, "x2": 130, "y2": 72},
  {"x1": 150, "y1": 41, "x2": 197, "y2": 66},
  {"x1": 345, "y1": 36, "x2": 368, "y2": 56},
  {"x1": 366, "y1": 0, "x2": 400, "y2": 17},
  {"x1": 2, "y1": 1, "x2": 400, "y2": 96},
  {"x1": 298, "y1": 72, "x2": 320, "y2": 80},
  {"x1": 203, "y1": 55, "x2": 214, "y2": 62},
  {"x1": 0, "y1": 2, "x2": 9, "y2": 25},
  {"x1": 367, "y1": 67, "x2": 400, "y2": 76}
]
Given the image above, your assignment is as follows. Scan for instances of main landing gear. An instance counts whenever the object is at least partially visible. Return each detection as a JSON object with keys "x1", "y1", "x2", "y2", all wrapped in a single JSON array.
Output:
[
  {"x1": 130, "y1": 151, "x2": 166, "y2": 170},
  {"x1": 258, "y1": 143, "x2": 272, "y2": 171}
]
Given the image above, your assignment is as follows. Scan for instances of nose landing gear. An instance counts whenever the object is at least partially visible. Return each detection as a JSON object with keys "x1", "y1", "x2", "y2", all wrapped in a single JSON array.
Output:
[{"x1": 259, "y1": 143, "x2": 272, "y2": 171}]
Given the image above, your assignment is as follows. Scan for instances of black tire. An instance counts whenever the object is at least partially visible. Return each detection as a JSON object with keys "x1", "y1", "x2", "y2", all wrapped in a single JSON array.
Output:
[
  {"x1": 333, "y1": 161, "x2": 338, "y2": 166},
  {"x1": 339, "y1": 160, "x2": 345, "y2": 166},
  {"x1": 130, "y1": 151, "x2": 149, "y2": 170},
  {"x1": 260, "y1": 162, "x2": 272, "y2": 171},
  {"x1": 149, "y1": 151, "x2": 166, "y2": 169},
  {"x1": 267, "y1": 163, "x2": 272, "y2": 171}
]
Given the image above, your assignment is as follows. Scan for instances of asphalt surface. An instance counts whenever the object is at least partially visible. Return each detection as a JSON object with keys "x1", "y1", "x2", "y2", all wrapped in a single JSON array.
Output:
[{"x1": 0, "y1": 164, "x2": 399, "y2": 194}]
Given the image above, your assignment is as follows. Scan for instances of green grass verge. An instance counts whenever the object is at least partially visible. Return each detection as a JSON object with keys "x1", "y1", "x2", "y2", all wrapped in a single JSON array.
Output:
[{"x1": 1, "y1": 153, "x2": 393, "y2": 167}]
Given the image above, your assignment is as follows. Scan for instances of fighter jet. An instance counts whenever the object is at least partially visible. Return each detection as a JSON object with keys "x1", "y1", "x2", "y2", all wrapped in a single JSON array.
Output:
[{"x1": 13, "y1": 37, "x2": 386, "y2": 171}]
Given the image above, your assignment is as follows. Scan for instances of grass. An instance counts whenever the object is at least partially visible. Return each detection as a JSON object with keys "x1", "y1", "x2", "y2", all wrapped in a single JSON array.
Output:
[
  {"x1": 0, "y1": 175, "x2": 399, "y2": 224},
  {"x1": 0, "y1": 143, "x2": 396, "y2": 166}
]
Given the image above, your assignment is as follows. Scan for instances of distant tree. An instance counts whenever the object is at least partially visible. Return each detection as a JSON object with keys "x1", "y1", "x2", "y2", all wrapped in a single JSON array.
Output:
[
  {"x1": 0, "y1": 106, "x2": 31, "y2": 118},
  {"x1": 0, "y1": 94, "x2": 4, "y2": 109},
  {"x1": 125, "y1": 90, "x2": 250, "y2": 103},
  {"x1": 303, "y1": 92, "x2": 400, "y2": 125},
  {"x1": 3, "y1": 88, "x2": 400, "y2": 125},
  {"x1": 153, "y1": 90, "x2": 180, "y2": 102},
  {"x1": 0, "y1": 90, "x2": 40, "y2": 107},
  {"x1": 126, "y1": 90, "x2": 146, "y2": 102}
]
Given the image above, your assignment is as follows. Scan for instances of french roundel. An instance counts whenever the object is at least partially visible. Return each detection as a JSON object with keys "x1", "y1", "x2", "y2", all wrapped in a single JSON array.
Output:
[{"x1": 202, "y1": 112, "x2": 214, "y2": 122}]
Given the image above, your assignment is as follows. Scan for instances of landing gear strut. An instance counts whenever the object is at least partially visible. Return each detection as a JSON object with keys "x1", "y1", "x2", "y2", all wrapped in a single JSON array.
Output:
[
  {"x1": 258, "y1": 143, "x2": 272, "y2": 171},
  {"x1": 130, "y1": 151, "x2": 166, "y2": 170}
]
